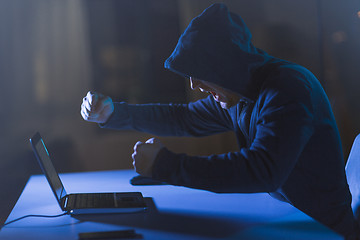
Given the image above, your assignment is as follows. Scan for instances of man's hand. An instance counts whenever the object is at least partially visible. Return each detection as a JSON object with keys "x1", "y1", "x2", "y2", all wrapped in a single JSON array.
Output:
[
  {"x1": 132, "y1": 138, "x2": 164, "y2": 177},
  {"x1": 80, "y1": 91, "x2": 114, "y2": 124}
]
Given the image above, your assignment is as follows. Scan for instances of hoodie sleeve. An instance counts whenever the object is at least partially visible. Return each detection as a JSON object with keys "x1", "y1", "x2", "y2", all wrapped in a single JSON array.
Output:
[
  {"x1": 152, "y1": 69, "x2": 315, "y2": 193},
  {"x1": 100, "y1": 95, "x2": 233, "y2": 137}
]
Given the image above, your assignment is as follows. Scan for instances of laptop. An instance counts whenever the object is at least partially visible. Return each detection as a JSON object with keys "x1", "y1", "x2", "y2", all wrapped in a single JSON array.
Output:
[{"x1": 29, "y1": 132, "x2": 147, "y2": 215}]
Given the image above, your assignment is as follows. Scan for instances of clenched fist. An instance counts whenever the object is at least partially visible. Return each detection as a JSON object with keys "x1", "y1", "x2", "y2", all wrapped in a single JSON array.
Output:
[
  {"x1": 80, "y1": 91, "x2": 114, "y2": 124},
  {"x1": 132, "y1": 138, "x2": 164, "y2": 177}
]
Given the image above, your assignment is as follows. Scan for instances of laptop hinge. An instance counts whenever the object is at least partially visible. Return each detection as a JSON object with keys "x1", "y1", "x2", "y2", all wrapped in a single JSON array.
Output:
[{"x1": 61, "y1": 195, "x2": 69, "y2": 210}]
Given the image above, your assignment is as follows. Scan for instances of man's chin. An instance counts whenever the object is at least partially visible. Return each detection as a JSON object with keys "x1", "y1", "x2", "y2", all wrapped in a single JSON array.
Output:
[
  {"x1": 220, "y1": 102, "x2": 230, "y2": 109},
  {"x1": 220, "y1": 100, "x2": 239, "y2": 109}
]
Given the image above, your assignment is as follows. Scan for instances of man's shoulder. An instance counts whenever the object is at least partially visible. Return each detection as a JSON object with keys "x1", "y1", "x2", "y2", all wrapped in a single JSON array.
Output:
[{"x1": 259, "y1": 60, "x2": 317, "y2": 90}]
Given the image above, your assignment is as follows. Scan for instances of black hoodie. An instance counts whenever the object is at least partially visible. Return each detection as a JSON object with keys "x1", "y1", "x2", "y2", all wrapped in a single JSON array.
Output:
[{"x1": 101, "y1": 3, "x2": 358, "y2": 238}]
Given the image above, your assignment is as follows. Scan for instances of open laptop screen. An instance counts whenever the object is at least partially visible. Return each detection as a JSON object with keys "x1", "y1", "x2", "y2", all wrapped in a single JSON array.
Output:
[{"x1": 30, "y1": 132, "x2": 67, "y2": 209}]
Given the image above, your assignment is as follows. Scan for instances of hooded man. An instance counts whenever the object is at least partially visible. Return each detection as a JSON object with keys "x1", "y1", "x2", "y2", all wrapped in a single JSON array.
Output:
[{"x1": 80, "y1": 3, "x2": 359, "y2": 239}]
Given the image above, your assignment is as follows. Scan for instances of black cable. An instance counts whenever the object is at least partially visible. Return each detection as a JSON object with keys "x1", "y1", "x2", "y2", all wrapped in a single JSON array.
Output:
[{"x1": 1, "y1": 212, "x2": 68, "y2": 228}]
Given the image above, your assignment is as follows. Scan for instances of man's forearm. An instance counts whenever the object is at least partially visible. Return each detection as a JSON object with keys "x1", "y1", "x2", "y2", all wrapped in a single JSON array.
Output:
[{"x1": 100, "y1": 97, "x2": 232, "y2": 137}]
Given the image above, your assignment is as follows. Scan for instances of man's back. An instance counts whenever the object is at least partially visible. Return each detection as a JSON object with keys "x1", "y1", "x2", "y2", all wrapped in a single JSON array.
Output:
[{"x1": 248, "y1": 61, "x2": 357, "y2": 237}]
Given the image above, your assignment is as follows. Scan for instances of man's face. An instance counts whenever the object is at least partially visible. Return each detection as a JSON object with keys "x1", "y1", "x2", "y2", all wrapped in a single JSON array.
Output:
[{"x1": 190, "y1": 77, "x2": 242, "y2": 109}]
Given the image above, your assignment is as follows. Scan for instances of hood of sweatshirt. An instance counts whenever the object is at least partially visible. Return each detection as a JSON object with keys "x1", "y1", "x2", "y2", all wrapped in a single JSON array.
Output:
[{"x1": 164, "y1": 3, "x2": 273, "y2": 101}]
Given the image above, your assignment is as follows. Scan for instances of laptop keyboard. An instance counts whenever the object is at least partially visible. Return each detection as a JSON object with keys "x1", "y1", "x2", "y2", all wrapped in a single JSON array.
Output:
[
  {"x1": 65, "y1": 192, "x2": 145, "y2": 210},
  {"x1": 75, "y1": 193, "x2": 116, "y2": 208}
]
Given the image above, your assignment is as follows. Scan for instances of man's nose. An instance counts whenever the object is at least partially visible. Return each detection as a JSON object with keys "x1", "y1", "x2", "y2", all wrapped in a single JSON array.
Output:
[{"x1": 190, "y1": 77, "x2": 201, "y2": 90}]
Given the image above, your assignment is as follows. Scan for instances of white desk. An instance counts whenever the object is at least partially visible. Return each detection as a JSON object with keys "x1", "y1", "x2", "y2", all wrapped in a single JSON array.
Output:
[{"x1": 0, "y1": 169, "x2": 342, "y2": 240}]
